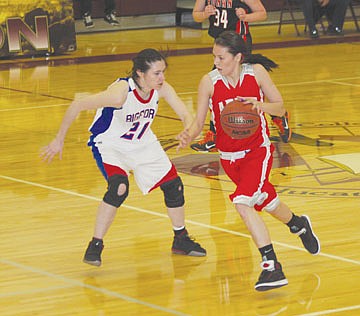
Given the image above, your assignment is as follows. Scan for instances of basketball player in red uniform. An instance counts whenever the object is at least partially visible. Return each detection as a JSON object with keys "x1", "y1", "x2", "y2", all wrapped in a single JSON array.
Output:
[
  {"x1": 191, "y1": 0, "x2": 291, "y2": 152},
  {"x1": 41, "y1": 48, "x2": 206, "y2": 266},
  {"x1": 177, "y1": 31, "x2": 320, "y2": 291}
]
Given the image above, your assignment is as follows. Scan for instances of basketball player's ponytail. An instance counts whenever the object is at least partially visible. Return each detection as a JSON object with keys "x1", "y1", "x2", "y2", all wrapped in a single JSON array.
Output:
[
  {"x1": 243, "y1": 54, "x2": 278, "y2": 72},
  {"x1": 215, "y1": 31, "x2": 279, "y2": 72}
]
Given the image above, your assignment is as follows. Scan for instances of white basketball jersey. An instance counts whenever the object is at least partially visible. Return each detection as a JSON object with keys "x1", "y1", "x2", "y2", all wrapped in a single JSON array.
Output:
[{"x1": 89, "y1": 77, "x2": 158, "y2": 151}]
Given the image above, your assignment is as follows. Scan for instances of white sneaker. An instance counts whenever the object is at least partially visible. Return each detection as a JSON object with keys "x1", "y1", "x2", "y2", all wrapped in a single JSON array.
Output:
[
  {"x1": 104, "y1": 12, "x2": 120, "y2": 26},
  {"x1": 83, "y1": 13, "x2": 94, "y2": 28}
]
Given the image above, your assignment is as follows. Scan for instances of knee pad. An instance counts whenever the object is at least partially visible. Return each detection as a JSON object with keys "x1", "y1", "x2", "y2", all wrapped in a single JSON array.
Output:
[
  {"x1": 160, "y1": 176, "x2": 185, "y2": 208},
  {"x1": 103, "y1": 174, "x2": 129, "y2": 208}
]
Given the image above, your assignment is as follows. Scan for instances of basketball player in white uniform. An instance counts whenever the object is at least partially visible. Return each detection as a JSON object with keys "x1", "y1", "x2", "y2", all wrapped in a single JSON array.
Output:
[{"x1": 41, "y1": 48, "x2": 206, "y2": 266}]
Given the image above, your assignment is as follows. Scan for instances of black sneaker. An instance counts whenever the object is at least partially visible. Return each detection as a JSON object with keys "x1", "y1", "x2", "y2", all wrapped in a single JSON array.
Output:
[
  {"x1": 83, "y1": 12, "x2": 94, "y2": 28},
  {"x1": 327, "y1": 25, "x2": 343, "y2": 36},
  {"x1": 292, "y1": 215, "x2": 320, "y2": 255},
  {"x1": 104, "y1": 12, "x2": 120, "y2": 26},
  {"x1": 172, "y1": 231, "x2": 206, "y2": 257},
  {"x1": 190, "y1": 130, "x2": 216, "y2": 152},
  {"x1": 255, "y1": 260, "x2": 288, "y2": 291},
  {"x1": 310, "y1": 28, "x2": 319, "y2": 39},
  {"x1": 83, "y1": 239, "x2": 104, "y2": 266},
  {"x1": 271, "y1": 112, "x2": 292, "y2": 143}
]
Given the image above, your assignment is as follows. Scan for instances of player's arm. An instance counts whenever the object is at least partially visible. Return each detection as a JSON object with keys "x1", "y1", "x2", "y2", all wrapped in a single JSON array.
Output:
[
  {"x1": 319, "y1": 0, "x2": 330, "y2": 7},
  {"x1": 236, "y1": 0, "x2": 267, "y2": 22},
  {"x1": 159, "y1": 81, "x2": 193, "y2": 129},
  {"x1": 192, "y1": 0, "x2": 216, "y2": 22},
  {"x1": 41, "y1": 80, "x2": 128, "y2": 163},
  {"x1": 177, "y1": 74, "x2": 213, "y2": 149},
  {"x1": 246, "y1": 64, "x2": 284, "y2": 117}
]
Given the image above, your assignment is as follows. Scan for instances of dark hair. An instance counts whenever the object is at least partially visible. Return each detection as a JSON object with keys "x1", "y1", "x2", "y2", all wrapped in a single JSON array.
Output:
[
  {"x1": 131, "y1": 48, "x2": 168, "y2": 81},
  {"x1": 214, "y1": 31, "x2": 278, "y2": 72}
]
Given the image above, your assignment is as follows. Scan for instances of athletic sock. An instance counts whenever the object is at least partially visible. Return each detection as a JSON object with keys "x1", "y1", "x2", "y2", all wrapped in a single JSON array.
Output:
[
  {"x1": 92, "y1": 237, "x2": 103, "y2": 244},
  {"x1": 173, "y1": 226, "x2": 186, "y2": 236},
  {"x1": 286, "y1": 213, "x2": 304, "y2": 233},
  {"x1": 259, "y1": 244, "x2": 277, "y2": 262}
]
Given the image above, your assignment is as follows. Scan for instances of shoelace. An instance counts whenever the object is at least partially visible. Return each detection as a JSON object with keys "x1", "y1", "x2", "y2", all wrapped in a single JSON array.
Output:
[
  {"x1": 178, "y1": 234, "x2": 199, "y2": 244},
  {"x1": 295, "y1": 227, "x2": 307, "y2": 236}
]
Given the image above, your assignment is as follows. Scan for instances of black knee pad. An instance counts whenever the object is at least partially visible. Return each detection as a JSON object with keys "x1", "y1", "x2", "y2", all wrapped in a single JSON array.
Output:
[
  {"x1": 160, "y1": 176, "x2": 185, "y2": 208},
  {"x1": 103, "y1": 174, "x2": 129, "y2": 208}
]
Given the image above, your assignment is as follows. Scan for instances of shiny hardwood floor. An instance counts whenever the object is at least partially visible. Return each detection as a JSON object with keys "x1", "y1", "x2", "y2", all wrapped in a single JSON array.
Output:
[{"x1": 0, "y1": 22, "x2": 360, "y2": 316}]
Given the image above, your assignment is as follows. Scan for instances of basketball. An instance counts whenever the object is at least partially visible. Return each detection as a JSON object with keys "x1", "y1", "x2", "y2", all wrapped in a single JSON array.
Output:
[{"x1": 220, "y1": 100, "x2": 260, "y2": 139}]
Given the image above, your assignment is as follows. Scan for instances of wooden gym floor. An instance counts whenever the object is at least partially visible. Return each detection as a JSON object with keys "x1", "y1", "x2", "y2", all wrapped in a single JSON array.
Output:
[{"x1": 0, "y1": 21, "x2": 360, "y2": 315}]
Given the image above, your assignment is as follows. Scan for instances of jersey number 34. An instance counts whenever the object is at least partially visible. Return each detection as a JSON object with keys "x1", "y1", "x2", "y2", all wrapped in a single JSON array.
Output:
[{"x1": 214, "y1": 9, "x2": 229, "y2": 29}]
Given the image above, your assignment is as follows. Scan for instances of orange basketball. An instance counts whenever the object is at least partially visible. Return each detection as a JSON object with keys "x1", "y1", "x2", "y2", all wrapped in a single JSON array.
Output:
[{"x1": 220, "y1": 100, "x2": 260, "y2": 139}]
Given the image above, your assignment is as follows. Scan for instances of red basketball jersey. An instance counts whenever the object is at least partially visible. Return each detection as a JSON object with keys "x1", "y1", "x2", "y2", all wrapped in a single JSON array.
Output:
[{"x1": 209, "y1": 64, "x2": 271, "y2": 152}]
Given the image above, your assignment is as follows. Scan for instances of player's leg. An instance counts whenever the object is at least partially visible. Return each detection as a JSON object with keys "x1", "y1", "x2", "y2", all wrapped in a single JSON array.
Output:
[
  {"x1": 132, "y1": 141, "x2": 206, "y2": 256},
  {"x1": 222, "y1": 147, "x2": 287, "y2": 291},
  {"x1": 83, "y1": 173, "x2": 129, "y2": 266},
  {"x1": 268, "y1": 201, "x2": 320, "y2": 255},
  {"x1": 83, "y1": 143, "x2": 130, "y2": 266},
  {"x1": 160, "y1": 176, "x2": 206, "y2": 257},
  {"x1": 104, "y1": 0, "x2": 119, "y2": 25},
  {"x1": 302, "y1": 0, "x2": 319, "y2": 37},
  {"x1": 190, "y1": 121, "x2": 216, "y2": 152},
  {"x1": 80, "y1": 0, "x2": 94, "y2": 28},
  {"x1": 235, "y1": 203, "x2": 288, "y2": 291},
  {"x1": 271, "y1": 111, "x2": 292, "y2": 143},
  {"x1": 326, "y1": 0, "x2": 349, "y2": 35}
]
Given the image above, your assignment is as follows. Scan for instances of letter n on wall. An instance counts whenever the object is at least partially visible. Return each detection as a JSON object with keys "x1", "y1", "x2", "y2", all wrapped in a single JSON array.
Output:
[{"x1": 6, "y1": 16, "x2": 49, "y2": 53}]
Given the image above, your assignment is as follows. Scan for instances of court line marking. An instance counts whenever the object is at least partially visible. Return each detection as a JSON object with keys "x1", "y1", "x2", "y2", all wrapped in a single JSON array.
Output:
[
  {"x1": 296, "y1": 304, "x2": 360, "y2": 316},
  {"x1": 0, "y1": 103, "x2": 69, "y2": 112},
  {"x1": 1, "y1": 174, "x2": 359, "y2": 266},
  {"x1": 0, "y1": 258, "x2": 189, "y2": 316},
  {"x1": 0, "y1": 284, "x2": 74, "y2": 298},
  {"x1": 1, "y1": 174, "x2": 359, "y2": 316},
  {"x1": 275, "y1": 76, "x2": 360, "y2": 87}
]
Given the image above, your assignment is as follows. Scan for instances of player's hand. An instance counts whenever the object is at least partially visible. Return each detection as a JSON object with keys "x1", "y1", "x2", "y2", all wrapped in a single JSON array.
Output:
[
  {"x1": 235, "y1": 8, "x2": 247, "y2": 21},
  {"x1": 176, "y1": 129, "x2": 191, "y2": 151},
  {"x1": 40, "y1": 137, "x2": 64, "y2": 163},
  {"x1": 236, "y1": 97, "x2": 262, "y2": 114},
  {"x1": 204, "y1": 5, "x2": 216, "y2": 17}
]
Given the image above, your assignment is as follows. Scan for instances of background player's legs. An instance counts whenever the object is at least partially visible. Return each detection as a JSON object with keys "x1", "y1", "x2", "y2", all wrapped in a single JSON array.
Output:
[
  {"x1": 80, "y1": 0, "x2": 94, "y2": 28},
  {"x1": 325, "y1": 0, "x2": 349, "y2": 35},
  {"x1": 104, "y1": 0, "x2": 119, "y2": 25},
  {"x1": 190, "y1": 121, "x2": 216, "y2": 152},
  {"x1": 270, "y1": 112, "x2": 292, "y2": 143},
  {"x1": 80, "y1": 0, "x2": 92, "y2": 16}
]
